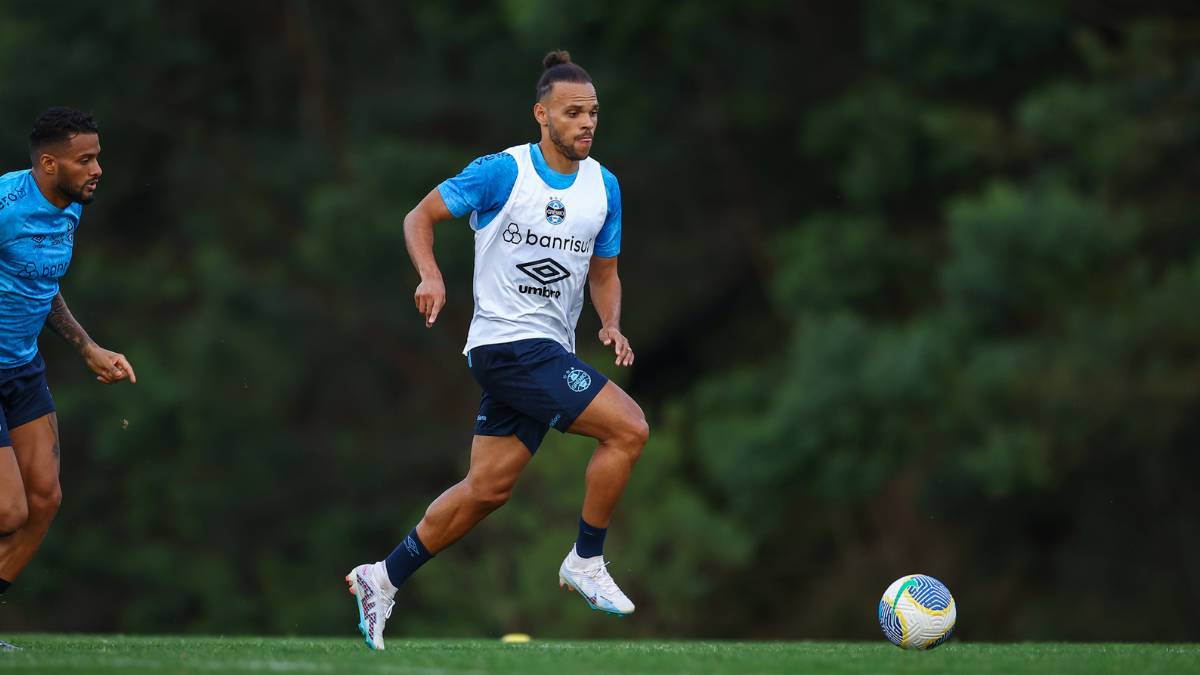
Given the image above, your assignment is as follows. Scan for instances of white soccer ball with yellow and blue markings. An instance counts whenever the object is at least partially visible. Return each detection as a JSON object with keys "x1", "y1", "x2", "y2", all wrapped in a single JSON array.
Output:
[{"x1": 877, "y1": 574, "x2": 956, "y2": 649}]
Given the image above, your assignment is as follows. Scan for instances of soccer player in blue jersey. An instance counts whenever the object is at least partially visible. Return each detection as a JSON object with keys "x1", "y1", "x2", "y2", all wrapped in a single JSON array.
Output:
[
  {"x1": 347, "y1": 51, "x2": 648, "y2": 649},
  {"x1": 0, "y1": 108, "x2": 135, "y2": 650}
]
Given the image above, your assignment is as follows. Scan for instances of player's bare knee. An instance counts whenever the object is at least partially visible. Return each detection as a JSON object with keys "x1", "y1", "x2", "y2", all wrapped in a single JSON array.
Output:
[
  {"x1": 475, "y1": 487, "x2": 512, "y2": 512},
  {"x1": 466, "y1": 475, "x2": 514, "y2": 512},
  {"x1": 632, "y1": 416, "x2": 649, "y2": 448},
  {"x1": 617, "y1": 416, "x2": 649, "y2": 460},
  {"x1": 27, "y1": 480, "x2": 62, "y2": 519},
  {"x1": 0, "y1": 497, "x2": 29, "y2": 535}
]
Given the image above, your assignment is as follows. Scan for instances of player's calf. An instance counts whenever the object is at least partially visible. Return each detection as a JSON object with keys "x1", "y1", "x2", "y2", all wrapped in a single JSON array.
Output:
[{"x1": 0, "y1": 449, "x2": 28, "y2": 536}]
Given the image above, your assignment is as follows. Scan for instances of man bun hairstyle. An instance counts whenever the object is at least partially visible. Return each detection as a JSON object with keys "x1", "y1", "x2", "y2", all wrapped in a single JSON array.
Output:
[
  {"x1": 29, "y1": 107, "x2": 99, "y2": 157},
  {"x1": 536, "y1": 49, "x2": 592, "y2": 101}
]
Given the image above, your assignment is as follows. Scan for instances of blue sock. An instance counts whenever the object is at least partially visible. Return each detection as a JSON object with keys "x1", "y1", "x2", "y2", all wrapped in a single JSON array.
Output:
[
  {"x1": 384, "y1": 528, "x2": 433, "y2": 588},
  {"x1": 575, "y1": 517, "x2": 607, "y2": 559}
]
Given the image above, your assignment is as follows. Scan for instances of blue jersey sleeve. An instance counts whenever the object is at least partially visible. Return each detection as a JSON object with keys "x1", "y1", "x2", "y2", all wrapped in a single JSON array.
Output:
[
  {"x1": 437, "y1": 152, "x2": 519, "y2": 229},
  {"x1": 594, "y1": 167, "x2": 622, "y2": 258}
]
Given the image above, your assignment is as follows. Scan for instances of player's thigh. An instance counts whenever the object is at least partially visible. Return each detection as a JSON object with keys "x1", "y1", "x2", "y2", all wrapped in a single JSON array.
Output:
[
  {"x1": 567, "y1": 380, "x2": 648, "y2": 444},
  {"x1": 466, "y1": 434, "x2": 533, "y2": 490},
  {"x1": 8, "y1": 413, "x2": 61, "y2": 501}
]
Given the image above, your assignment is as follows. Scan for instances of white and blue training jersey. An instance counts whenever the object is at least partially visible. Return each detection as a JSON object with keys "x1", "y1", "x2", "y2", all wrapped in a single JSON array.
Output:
[{"x1": 438, "y1": 143, "x2": 621, "y2": 354}]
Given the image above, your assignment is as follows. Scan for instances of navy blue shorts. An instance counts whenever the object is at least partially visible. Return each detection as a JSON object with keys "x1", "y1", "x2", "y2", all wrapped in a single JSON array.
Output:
[
  {"x1": 468, "y1": 338, "x2": 607, "y2": 454},
  {"x1": 0, "y1": 352, "x2": 56, "y2": 448}
]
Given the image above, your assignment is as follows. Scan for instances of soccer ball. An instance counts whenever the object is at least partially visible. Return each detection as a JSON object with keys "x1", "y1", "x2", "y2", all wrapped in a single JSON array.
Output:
[{"x1": 877, "y1": 574, "x2": 956, "y2": 649}]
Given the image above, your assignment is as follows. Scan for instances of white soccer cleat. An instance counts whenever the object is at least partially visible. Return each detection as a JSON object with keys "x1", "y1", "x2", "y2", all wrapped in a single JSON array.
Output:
[
  {"x1": 345, "y1": 563, "x2": 395, "y2": 650},
  {"x1": 0, "y1": 639, "x2": 20, "y2": 652},
  {"x1": 558, "y1": 548, "x2": 636, "y2": 616}
]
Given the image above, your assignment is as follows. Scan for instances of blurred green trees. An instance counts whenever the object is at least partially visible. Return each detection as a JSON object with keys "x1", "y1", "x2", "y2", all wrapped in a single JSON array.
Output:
[{"x1": 0, "y1": 1, "x2": 1197, "y2": 640}]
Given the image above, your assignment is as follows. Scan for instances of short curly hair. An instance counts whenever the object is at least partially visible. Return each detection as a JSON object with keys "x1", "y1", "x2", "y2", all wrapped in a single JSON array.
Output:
[{"x1": 29, "y1": 107, "x2": 99, "y2": 158}]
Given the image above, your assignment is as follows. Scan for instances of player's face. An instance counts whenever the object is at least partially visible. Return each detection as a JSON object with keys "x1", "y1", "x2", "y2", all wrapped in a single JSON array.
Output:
[
  {"x1": 541, "y1": 82, "x2": 598, "y2": 161},
  {"x1": 48, "y1": 133, "x2": 102, "y2": 205}
]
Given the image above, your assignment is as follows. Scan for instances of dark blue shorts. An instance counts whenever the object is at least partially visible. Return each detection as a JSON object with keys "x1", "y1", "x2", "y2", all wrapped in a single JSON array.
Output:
[
  {"x1": 468, "y1": 338, "x2": 607, "y2": 454},
  {"x1": 0, "y1": 352, "x2": 56, "y2": 448}
]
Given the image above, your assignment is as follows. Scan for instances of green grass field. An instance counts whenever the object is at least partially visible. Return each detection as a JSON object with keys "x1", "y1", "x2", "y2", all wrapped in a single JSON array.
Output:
[{"x1": 0, "y1": 636, "x2": 1196, "y2": 674}]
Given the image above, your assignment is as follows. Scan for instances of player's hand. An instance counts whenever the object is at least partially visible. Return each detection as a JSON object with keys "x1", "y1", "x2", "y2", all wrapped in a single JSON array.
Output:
[
  {"x1": 599, "y1": 326, "x2": 634, "y2": 367},
  {"x1": 414, "y1": 276, "x2": 446, "y2": 328},
  {"x1": 81, "y1": 343, "x2": 137, "y2": 384}
]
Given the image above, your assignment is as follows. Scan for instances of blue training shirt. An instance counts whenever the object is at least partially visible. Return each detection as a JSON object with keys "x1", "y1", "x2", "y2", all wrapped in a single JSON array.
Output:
[
  {"x1": 0, "y1": 169, "x2": 81, "y2": 368},
  {"x1": 438, "y1": 143, "x2": 622, "y2": 258}
]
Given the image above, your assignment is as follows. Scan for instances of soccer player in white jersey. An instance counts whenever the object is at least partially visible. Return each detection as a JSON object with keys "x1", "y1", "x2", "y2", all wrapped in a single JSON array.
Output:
[{"x1": 346, "y1": 50, "x2": 648, "y2": 650}]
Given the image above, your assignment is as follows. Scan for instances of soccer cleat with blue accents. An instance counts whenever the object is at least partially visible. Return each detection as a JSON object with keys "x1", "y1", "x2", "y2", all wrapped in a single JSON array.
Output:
[
  {"x1": 558, "y1": 547, "x2": 636, "y2": 616},
  {"x1": 0, "y1": 640, "x2": 20, "y2": 652},
  {"x1": 345, "y1": 563, "x2": 395, "y2": 650}
]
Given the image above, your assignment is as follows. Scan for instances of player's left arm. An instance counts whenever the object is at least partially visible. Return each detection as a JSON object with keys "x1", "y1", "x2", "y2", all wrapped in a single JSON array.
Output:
[
  {"x1": 46, "y1": 292, "x2": 137, "y2": 384},
  {"x1": 588, "y1": 256, "x2": 633, "y2": 367},
  {"x1": 590, "y1": 166, "x2": 630, "y2": 366}
]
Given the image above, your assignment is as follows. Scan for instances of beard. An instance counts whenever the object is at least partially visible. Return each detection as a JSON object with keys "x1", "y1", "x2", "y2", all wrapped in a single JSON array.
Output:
[
  {"x1": 548, "y1": 123, "x2": 590, "y2": 161},
  {"x1": 60, "y1": 178, "x2": 94, "y2": 205}
]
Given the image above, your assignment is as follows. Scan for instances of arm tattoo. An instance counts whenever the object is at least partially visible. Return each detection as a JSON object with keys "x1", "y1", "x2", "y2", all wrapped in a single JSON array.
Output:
[{"x1": 47, "y1": 292, "x2": 94, "y2": 353}]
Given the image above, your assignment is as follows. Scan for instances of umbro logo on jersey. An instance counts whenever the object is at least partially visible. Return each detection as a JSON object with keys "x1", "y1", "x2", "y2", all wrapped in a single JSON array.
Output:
[
  {"x1": 516, "y1": 258, "x2": 571, "y2": 285},
  {"x1": 516, "y1": 258, "x2": 569, "y2": 299},
  {"x1": 519, "y1": 284, "x2": 562, "y2": 298}
]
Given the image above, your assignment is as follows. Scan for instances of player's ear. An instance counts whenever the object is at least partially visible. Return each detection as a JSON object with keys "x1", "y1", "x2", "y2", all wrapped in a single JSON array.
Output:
[
  {"x1": 37, "y1": 152, "x2": 57, "y2": 175},
  {"x1": 533, "y1": 101, "x2": 548, "y2": 127}
]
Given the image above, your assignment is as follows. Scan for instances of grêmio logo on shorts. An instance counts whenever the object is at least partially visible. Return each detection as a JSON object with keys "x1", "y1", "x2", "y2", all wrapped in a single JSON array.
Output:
[
  {"x1": 501, "y1": 223, "x2": 593, "y2": 254},
  {"x1": 564, "y1": 368, "x2": 592, "y2": 393}
]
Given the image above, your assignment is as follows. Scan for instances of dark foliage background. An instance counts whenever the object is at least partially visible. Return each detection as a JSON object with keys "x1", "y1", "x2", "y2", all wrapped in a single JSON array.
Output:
[{"x1": 1, "y1": 0, "x2": 1197, "y2": 640}]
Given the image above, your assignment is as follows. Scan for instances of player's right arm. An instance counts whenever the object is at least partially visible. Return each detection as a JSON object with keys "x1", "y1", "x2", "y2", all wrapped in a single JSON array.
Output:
[
  {"x1": 403, "y1": 190, "x2": 455, "y2": 328},
  {"x1": 405, "y1": 151, "x2": 519, "y2": 328}
]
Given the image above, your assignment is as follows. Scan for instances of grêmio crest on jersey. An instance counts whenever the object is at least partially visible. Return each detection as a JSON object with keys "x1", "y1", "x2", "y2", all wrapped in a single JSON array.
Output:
[{"x1": 546, "y1": 197, "x2": 566, "y2": 225}]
